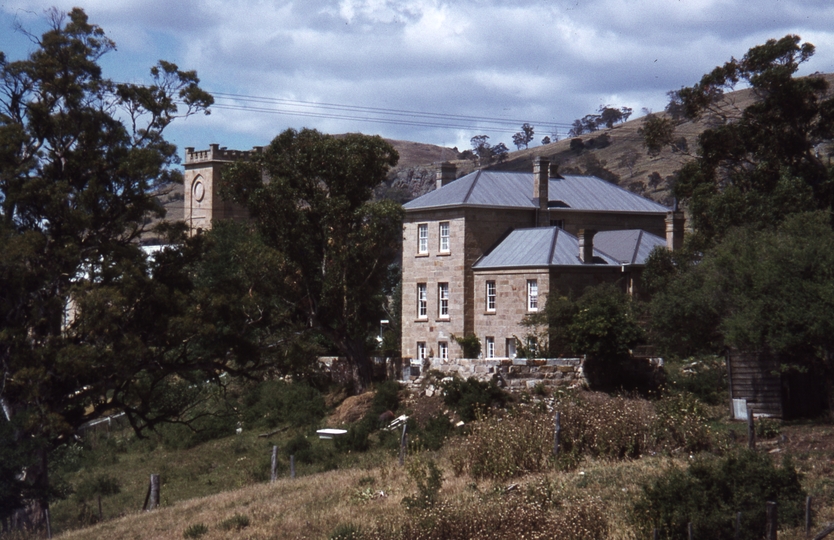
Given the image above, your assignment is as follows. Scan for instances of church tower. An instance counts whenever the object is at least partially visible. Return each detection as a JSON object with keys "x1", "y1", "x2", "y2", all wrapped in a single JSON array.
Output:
[{"x1": 183, "y1": 144, "x2": 261, "y2": 235}]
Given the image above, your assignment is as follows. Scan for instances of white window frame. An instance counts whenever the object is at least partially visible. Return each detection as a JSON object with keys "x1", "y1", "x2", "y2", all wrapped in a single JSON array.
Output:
[
  {"x1": 485, "y1": 337, "x2": 495, "y2": 359},
  {"x1": 486, "y1": 281, "x2": 496, "y2": 312},
  {"x1": 417, "y1": 342, "x2": 427, "y2": 360},
  {"x1": 418, "y1": 223, "x2": 428, "y2": 254},
  {"x1": 438, "y1": 282, "x2": 449, "y2": 318},
  {"x1": 417, "y1": 283, "x2": 427, "y2": 318},
  {"x1": 527, "y1": 280, "x2": 538, "y2": 311},
  {"x1": 506, "y1": 338, "x2": 517, "y2": 359},
  {"x1": 439, "y1": 222, "x2": 450, "y2": 252},
  {"x1": 438, "y1": 341, "x2": 448, "y2": 360}
]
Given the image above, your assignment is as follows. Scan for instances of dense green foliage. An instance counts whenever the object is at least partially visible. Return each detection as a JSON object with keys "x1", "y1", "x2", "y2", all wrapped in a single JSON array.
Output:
[
  {"x1": 440, "y1": 376, "x2": 507, "y2": 422},
  {"x1": 0, "y1": 8, "x2": 224, "y2": 519},
  {"x1": 524, "y1": 283, "x2": 644, "y2": 360},
  {"x1": 670, "y1": 35, "x2": 834, "y2": 248},
  {"x1": 221, "y1": 128, "x2": 404, "y2": 388},
  {"x1": 632, "y1": 451, "x2": 805, "y2": 540},
  {"x1": 650, "y1": 212, "x2": 834, "y2": 366}
]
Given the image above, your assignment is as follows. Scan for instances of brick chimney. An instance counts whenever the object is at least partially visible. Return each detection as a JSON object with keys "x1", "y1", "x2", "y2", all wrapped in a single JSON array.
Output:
[
  {"x1": 665, "y1": 210, "x2": 685, "y2": 250},
  {"x1": 436, "y1": 162, "x2": 456, "y2": 190},
  {"x1": 533, "y1": 156, "x2": 550, "y2": 227},
  {"x1": 578, "y1": 229, "x2": 597, "y2": 263}
]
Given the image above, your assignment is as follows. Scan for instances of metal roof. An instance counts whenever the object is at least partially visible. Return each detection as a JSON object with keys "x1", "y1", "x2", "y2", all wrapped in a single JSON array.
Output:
[
  {"x1": 403, "y1": 171, "x2": 670, "y2": 214},
  {"x1": 473, "y1": 227, "x2": 665, "y2": 270},
  {"x1": 473, "y1": 227, "x2": 619, "y2": 269},
  {"x1": 594, "y1": 230, "x2": 666, "y2": 265}
]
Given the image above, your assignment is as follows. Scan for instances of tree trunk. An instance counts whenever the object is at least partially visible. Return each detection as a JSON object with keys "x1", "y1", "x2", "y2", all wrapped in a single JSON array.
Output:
[{"x1": 343, "y1": 339, "x2": 372, "y2": 392}]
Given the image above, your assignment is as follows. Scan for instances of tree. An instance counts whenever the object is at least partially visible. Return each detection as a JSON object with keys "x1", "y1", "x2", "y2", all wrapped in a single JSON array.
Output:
[
  {"x1": 649, "y1": 212, "x2": 834, "y2": 399},
  {"x1": 470, "y1": 134, "x2": 493, "y2": 166},
  {"x1": 568, "y1": 119, "x2": 585, "y2": 137},
  {"x1": 512, "y1": 122, "x2": 535, "y2": 150},
  {"x1": 541, "y1": 136, "x2": 551, "y2": 145},
  {"x1": 492, "y1": 142, "x2": 509, "y2": 163},
  {"x1": 669, "y1": 35, "x2": 834, "y2": 246},
  {"x1": 0, "y1": 8, "x2": 215, "y2": 527},
  {"x1": 220, "y1": 128, "x2": 404, "y2": 389},
  {"x1": 638, "y1": 113, "x2": 675, "y2": 156},
  {"x1": 598, "y1": 106, "x2": 624, "y2": 128}
]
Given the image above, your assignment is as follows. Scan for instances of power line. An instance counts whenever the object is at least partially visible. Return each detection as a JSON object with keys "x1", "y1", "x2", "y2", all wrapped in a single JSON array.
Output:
[{"x1": 207, "y1": 91, "x2": 573, "y2": 135}]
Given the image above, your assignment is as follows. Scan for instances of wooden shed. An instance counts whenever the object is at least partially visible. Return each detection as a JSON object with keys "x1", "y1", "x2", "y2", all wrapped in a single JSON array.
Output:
[{"x1": 727, "y1": 349, "x2": 826, "y2": 420}]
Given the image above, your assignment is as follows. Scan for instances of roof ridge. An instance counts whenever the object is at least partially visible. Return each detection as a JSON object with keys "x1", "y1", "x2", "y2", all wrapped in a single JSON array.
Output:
[
  {"x1": 631, "y1": 230, "x2": 644, "y2": 265},
  {"x1": 547, "y1": 228, "x2": 559, "y2": 265},
  {"x1": 463, "y1": 170, "x2": 481, "y2": 204}
]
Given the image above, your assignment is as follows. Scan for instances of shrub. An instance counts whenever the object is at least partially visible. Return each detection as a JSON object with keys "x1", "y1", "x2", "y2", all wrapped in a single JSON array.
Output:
[
  {"x1": 284, "y1": 434, "x2": 314, "y2": 464},
  {"x1": 631, "y1": 450, "x2": 805, "y2": 540},
  {"x1": 665, "y1": 356, "x2": 728, "y2": 405},
  {"x1": 335, "y1": 422, "x2": 371, "y2": 453},
  {"x1": 402, "y1": 457, "x2": 443, "y2": 509},
  {"x1": 370, "y1": 381, "x2": 400, "y2": 417},
  {"x1": 451, "y1": 333, "x2": 481, "y2": 358},
  {"x1": 330, "y1": 523, "x2": 363, "y2": 540},
  {"x1": 219, "y1": 513, "x2": 250, "y2": 531},
  {"x1": 411, "y1": 414, "x2": 453, "y2": 452},
  {"x1": 183, "y1": 523, "x2": 208, "y2": 539},
  {"x1": 74, "y1": 474, "x2": 121, "y2": 504},
  {"x1": 241, "y1": 380, "x2": 326, "y2": 430},
  {"x1": 450, "y1": 408, "x2": 554, "y2": 479},
  {"x1": 440, "y1": 376, "x2": 507, "y2": 422}
]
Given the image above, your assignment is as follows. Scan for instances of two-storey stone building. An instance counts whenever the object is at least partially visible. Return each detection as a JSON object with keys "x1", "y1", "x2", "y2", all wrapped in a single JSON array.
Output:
[{"x1": 401, "y1": 156, "x2": 682, "y2": 363}]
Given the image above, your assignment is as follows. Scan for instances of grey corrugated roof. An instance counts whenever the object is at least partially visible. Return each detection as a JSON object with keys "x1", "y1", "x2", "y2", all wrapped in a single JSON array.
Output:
[
  {"x1": 594, "y1": 230, "x2": 666, "y2": 265},
  {"x1": 473, "y1": 227, "x2": 620, "y2": 269},
  {"x1": 403, "y1": 171, "x2": 670, "y2": 214}
]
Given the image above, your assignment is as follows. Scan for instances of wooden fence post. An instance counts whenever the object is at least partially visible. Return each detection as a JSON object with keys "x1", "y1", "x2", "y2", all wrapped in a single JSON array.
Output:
[
  {"x1": 553, "y1": 411, "x2": 561, "y2": 456},
  {"x1": 688, "y1": 521, "x2": 693, "y2": 540},
  {"x1": 45, "y1": 508, "x2": 52, "y2": 539},
  {"x1": 735, "y1": 512, "x2": 742, "y2": 540},
  {"x1": 270, "y1": 446, "x2": 278, "y2": 483},
  {"x1": 807, "y1": 496, "x2": 813, "y2": 536},
  {"x1": 812, "y1": 523, "x2": 834, "y2": 540},
  {"x1": 144, "y1": 474, "x2": 160, "y2": 511},
  {"x1": 653, "y1": 528, "x2": 659, "y2": 540},
  {"x1": 747, "y1": 403, "x2": 755, "y2": 450},
  {"x1": 399, "y1": 423, "x2": 408, "y2": 466},
  {"x1": 766, "y1": 501, "x2": 777, "y2": 540},
  {"x1": 290, "y1": 455, "x2": 295, "y2": 479}
]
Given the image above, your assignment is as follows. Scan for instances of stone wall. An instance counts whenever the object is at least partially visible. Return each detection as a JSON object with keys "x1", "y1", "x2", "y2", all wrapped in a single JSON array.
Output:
[{"x1": 405, "y1": 356, "x2": 586, "y2": 392}]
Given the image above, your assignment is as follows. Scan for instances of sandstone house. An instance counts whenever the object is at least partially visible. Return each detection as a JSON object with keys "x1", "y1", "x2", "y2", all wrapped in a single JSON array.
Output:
[{"x1": 400, "y1": 157, "x2": 683, "y2": 366}]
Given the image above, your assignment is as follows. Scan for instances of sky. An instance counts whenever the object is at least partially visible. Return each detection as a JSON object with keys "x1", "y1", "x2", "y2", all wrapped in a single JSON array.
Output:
[{"x1": 2, "y1": 0, "x2": 834, "y2": 157}]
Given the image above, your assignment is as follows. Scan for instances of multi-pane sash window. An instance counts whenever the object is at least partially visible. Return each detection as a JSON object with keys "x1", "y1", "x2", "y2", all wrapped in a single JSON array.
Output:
[
  {"x1": 418, "y1": 224, "x2": 428, "y2": 253},
  {"x1": 439, "y1": 341, "x2": 448, "y2": 360},
  {"x1": 439, "y1": 222, "x2": 450, "y2": 252},
  {"x1": 417, "y1": 283, "x2": 427, "y2": 318},
  {"x1": 527, "y1": 280, "x2": 538, "y2": 311},
  {"x1": 417, "y1": 342, "x2": 427, "y2": 360},
  {"x1": 438, "y1": 283, "x2": 449, "y2": 318},
  {"x1": 486, "y1": 281, "x2": 496, "y2": 311},
  {"x1": 485, "y1": 337, "x2": 495, "y2": 358}
]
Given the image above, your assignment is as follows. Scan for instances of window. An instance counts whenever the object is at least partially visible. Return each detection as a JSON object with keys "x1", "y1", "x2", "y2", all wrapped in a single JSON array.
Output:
[
  {"x1": 506, "y1": 338, "x2": 517, "y2": 358},
  {"x1": 438, "y1": 341, "x2": 448, "y2": 360},
  {"x1": 417, "y1": 283, "x2": 427, "y2": 318},
  {"x1": 527, "y1": 280, "x2": 538, "y2": 311},
  {"x1": 485, "y1": 337, "x2": 495, "y2": 359},
  {"x1": 550, "y1": 219, "x2": 564, "y2": 228},
  {"x1": 439, "y1": 222, "x2": 450, "y2": 252},
  {"x1": 486, "y1": 281, "x2": 496, "y2": 311},
  {"x1": 418, "y1": 224, "x2": 428, "y2": 253},
  {"x1": 417, "y1": 342, "x2": 427, "y2": 360},
  {"x1": 438, "y1": 283, "x2": 449, "y2": 318}
]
